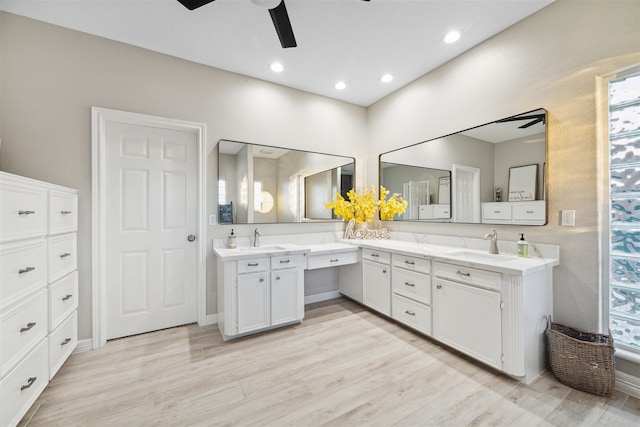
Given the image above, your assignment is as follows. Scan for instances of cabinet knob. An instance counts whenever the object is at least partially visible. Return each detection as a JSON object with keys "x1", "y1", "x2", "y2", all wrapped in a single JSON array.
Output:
[
  {"x1": 187, "y1": 234, "x2": 196, "y2": 242},
  {"x1": 276, "y1": 276, "x2": 281, "y2": 280},
  {"x1": 437, "y1": 284, "x2": 442, "y2": 289},
  {"x1": 382, "y1": 269, "x2": 387, "y2": 274}
]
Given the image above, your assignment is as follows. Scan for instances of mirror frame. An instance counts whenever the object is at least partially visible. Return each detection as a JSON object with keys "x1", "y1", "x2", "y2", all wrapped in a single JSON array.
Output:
[
  {"x1": 379, "y1": 108, "x2": 547, "y2": 225},
  {"x1": 217, "y1": 139, "x2": 355, "y2": 225}
]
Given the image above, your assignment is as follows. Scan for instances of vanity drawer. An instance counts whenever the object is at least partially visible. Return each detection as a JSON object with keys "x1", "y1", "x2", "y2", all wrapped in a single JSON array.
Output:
[
  {"x1": 392, "y1": 293, "x2": 432, "y2": 336},
  {"x1": 49, "y1": 271, "x2": 78, "y2": 331},
  {"x1": 237, "y1": 257, "x2": 268, "y2": 274},
  {"x1": 271, "y1": 254, "x2": 299, "y2": 270},
  {"x1": 433, "y1": 261, "x2": 501, "y2": 292},
  {"x1": 0, "y1": 338, "x2": 49, "y2": 427},
  {"x1": 392, "y1": 267, "x2": 431, "y2": 305},
  {"x1": 362, "y1": 248, "x2": 390, "y2": 264},
  {"x1": 1, "y1": 289, "x2": 48, "y2": 379},
  {"x1": 49, "y1": 190, "x2": 78, "y2": 236},
  {"x1": 49, "y1": 311, "x2": 77, "y2": 379},
  {"x1": 307, "y1": 250, "x2": 358, "y2": 270},
  {"x1": 512, "y1": 201, "x2": 545, "y2": 223},
  {"x1": 392, "y1": 253, "x2": 431, "y2": 274},
  {"x1": 0, "y1": 239, "x2": 47, "y2": 308},
  {"x1": 482, "y1": 203, "x2": 511, "y2": 221},
  {"x1": 0, "y1": 179, "x2": 47, "y2": 243},
  {"x1": 48, "y1": 233, "x2": 77, "y2": 282}
]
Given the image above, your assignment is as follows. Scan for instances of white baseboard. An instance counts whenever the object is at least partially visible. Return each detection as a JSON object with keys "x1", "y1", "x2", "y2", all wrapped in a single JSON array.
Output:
[
  {"x1": 73, "y1": 338, "x2": 93, "y2": 354},
  {"x1": 200, "y1": 314, "x2": 218, "y2": 326},
  {"x1": 304, "y1": 290, "x2": 342, "y2": 305},
  {"x1": 615, "y1": 370, "x2": 640, "y2": 399}
]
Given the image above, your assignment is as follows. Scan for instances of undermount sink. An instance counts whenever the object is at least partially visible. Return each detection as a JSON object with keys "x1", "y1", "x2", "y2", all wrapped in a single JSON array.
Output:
[
  {"x1": 237, "y1": 245, "x2": 288, "y2": 252},
  {"x1": 447, "y1": 251, "x2": 518, "y2": 262}
]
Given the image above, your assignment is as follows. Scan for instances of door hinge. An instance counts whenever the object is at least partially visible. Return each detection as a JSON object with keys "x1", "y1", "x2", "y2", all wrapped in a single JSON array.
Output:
[
  {"x1": 501, "y1": 353, "x2": 505, "y2": 365},
  {"x1": 500, "y1": 300, "x2": 504, "y2": 310}
]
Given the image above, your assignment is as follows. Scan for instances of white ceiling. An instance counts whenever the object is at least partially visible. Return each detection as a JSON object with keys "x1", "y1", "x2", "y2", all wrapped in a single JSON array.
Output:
[{"x1": 0, "y1": 0, "x2": 554, "y2": 106}]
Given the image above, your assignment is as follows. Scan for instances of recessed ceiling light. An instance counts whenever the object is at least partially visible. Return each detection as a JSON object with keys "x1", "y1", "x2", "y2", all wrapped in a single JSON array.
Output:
[
  {"x1": 335, "y1": 81, "x2": 346, "y2": 90},
  {"x1": 270, "y1": 62, "x2": 284, "y2": 72},
  {"x1": 380, "y1": 74, "x2": 394, "y2": 83},
  {"x1": 444, "y1": 30, "x2": 461, "y2": 44}
]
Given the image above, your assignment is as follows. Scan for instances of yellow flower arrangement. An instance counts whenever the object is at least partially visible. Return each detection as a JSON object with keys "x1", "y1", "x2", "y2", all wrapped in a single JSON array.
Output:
[{"x1": 325, "y1": 185, "x2": 408, "y2": 225}]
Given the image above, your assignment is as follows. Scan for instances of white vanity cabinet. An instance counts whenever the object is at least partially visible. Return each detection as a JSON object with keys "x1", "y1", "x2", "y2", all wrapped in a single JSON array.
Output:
[
  {"x1": 362, "y1": 248, "x2": 391, "y2": 316},
  {"x1": 0, "y1": 172, "x2": 78, "y2": 427},
  {"x1": 217, "y1": 252, "x2": 305, "y2": 340},
  {"x1": 391, "y1": 253, "x2": 432, "y2": 336},
  {"x1": 432, "y1": 260, "x2": 553, "y2": 383}
]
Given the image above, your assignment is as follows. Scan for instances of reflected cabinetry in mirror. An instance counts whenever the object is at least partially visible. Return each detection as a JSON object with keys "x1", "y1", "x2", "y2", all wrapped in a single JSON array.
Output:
[
  {"x1": 217, "y1": 140, "x2": 354, "y2": 224},
  {"x1": 379, "y1": 109, "x2": 547, "y2": 225}
]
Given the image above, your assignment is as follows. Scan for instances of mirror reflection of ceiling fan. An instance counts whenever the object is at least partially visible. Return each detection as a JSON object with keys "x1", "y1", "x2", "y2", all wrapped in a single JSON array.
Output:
[{"x1": 177, "y1": 0, "x2": 370, "y2": 49}]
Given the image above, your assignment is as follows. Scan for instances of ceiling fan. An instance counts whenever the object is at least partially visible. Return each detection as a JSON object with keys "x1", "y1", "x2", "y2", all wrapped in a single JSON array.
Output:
[{"x1": 177, "y1": 0, "x2": 370, "y2": 49}]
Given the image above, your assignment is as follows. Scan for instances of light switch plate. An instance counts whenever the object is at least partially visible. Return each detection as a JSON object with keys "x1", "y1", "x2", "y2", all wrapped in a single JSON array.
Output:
[{"x1": 560, "y1": 210, "x2": 575, "y2": 226}]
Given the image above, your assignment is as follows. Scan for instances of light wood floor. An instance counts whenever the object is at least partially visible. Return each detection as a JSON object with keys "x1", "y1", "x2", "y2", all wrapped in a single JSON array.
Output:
[{"x1": 19, "y1": 298, "x2": 640, "y2": 426}]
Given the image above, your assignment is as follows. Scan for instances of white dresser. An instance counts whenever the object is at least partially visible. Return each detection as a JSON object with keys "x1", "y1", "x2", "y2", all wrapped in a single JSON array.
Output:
[{"x1": 0, "y1": 171, "x2": 78, "y2": 427}]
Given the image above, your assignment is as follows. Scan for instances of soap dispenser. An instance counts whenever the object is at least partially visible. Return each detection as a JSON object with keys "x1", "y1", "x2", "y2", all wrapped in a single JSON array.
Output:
[
  {"x1": 226, "y1": 229, "x2": 237, "y2": 249},
  {"x1": 517, "y1": 233, "x2": 528, "y2": 257}
]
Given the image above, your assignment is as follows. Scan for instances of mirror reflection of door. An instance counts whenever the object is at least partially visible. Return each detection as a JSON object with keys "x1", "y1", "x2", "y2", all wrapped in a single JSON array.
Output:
[{"x1": 452, "y1": 164, "x2": 481, "y2": 223}]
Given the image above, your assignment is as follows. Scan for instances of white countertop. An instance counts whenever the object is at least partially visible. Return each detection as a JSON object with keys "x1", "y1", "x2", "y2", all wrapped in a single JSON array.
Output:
[{"x1": 214, "y1": 236, "x2": 557, "y2": 276}]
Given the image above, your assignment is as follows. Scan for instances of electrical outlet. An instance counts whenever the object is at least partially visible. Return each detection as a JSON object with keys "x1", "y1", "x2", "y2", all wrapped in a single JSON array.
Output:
[
  {"x1": 209, "y1": 214, "x2": 216, "y2": 225},
  {"x1": 560, "y1": 210, "x2": 575, "y2": 226}
]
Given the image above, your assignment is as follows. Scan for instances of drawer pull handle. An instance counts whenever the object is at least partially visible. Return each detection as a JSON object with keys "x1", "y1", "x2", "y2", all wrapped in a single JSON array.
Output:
[
  {"x1": 20, "y1": 322, "x2": 36, "y2": 333},
  {"x1": 276, "y1": 276, "x2": 281, "y2": 280},
  {"x1": 61, "y1": 338, "x2": 72, "y2": 346},
  {"x1": 437, "y1": 284, "x2": 442, "y2": 289},
  {"x1": 19, "y1": 266, "x2": 36, "y2": 274},
  {"x1": 18, "y1": 210, "x2": 36, "y2": 215},
  {"x1": 330, "y1": 259, "x2": 339, "y2": 262},
  {"x1": 247, "y1": 263, "x2": 259, "y2": 267},
  {"x1": 405, "y1": 310, "x2": 416, "y2": 316},
  {"x1": 259, "y1": 278, "x2": 264, "y2": 282},
  {"x1": 62, "y1": 294, "x2": 73, "y2": 301},
  {"x1": 493, "y1": 211, "x2": 500, "y2": 213},
  {"x1": 382, "y1": 269, "x2": 387, "y2": 274},
  {"x1": 371, "y1": 253, "x2": 379, "y2": 257},
  {"x1": 61, "y1": 210, "x2": 72, "y2": 215},
  {"x1": 60, "y1": 253, "x2": 72, "y2": 258},
  {"x1": 456, "y1": 271, "x2": 471, "y2": 277},
  {"x1": 21, "y1": 377, "x2": 37, "y2": 391},
  {"x1": 404, "y1": 282, "x2": 415, "y2": 287},
  {"x1": 404, "y1": 260, "x2": 415, "y2": 265},
  {"x1": 279, "y1": 260, "x2": 290, "y2": 264}
]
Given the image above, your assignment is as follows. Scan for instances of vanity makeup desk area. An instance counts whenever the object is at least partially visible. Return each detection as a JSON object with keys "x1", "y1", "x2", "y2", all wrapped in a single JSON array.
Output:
[{"x1": 213, "y1": 108, "x2": 557, "y2": 384}]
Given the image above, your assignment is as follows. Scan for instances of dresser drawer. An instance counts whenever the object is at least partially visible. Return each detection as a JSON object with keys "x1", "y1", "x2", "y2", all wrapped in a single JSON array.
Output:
[
  {"x1": 49, "y1": 311, "x2": 77, "y2": 379},
  {"x1": 237, "y1": 257, "x2": 268, "y2": 274},
  {"x1": 48, "y1": 233, "x2": 77, "y2": 282},
  {"x1": 49, "y1": 271, "x2": 78, "y2": 331},
  {"x1": 0, "y1": 338, "x2": 49, "y2": 427},
  {"x1": 362, "y1": 248, "x2": 390, "y2": 264},
  {"x1": 433, "y1": 261, "x2": 502, "y2": 292},
  {"x1": 512, "y1": 201, "x2": 545, "y2": 224},
  {"x1": 392, "y1": 294, "x2": 432, "y2": 336},
  {"x1": 271, "y1": 253, "x2": 299, "y2": 270},
  {"x1": 307, "y1": 250, "x2": 358, "y2": 270},
  {"x1": 1, "y1": 289, "x2": 48, "y2": 379},
  {"x1": 49, "y1": 190, "x2": 78, "y2": 235},
  {"x1": 392, "y1": 267, "x2": 431, "y2": 305},
  {"x1": 0, "y1": 179, "x2": 47, "y2": 243},
  {"x1": 482, "y1": 203, "x2": 511, "y2": 221},
  {"x1": 392, "y1": 253, "x2": 431, "y2": 274},
  {"x1": 0, "y1": 239, "x2": 47, "y2": 308}
]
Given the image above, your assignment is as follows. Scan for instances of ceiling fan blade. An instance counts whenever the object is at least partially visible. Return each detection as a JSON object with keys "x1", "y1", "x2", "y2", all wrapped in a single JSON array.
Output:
[
  {"x1": 269, "y1": 1, "x2": 297, "y2": 48},
  {"x1": 177, "y1": 0, "x2": 216, "y2": 11}
]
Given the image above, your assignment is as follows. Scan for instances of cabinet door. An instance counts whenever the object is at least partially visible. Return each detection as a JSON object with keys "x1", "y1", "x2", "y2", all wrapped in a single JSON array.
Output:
[
  {"x1": 237, "y1": 273, "x2": 270, "y2": 334},
  {"x1": 363, "y1": 260, "x2": 391, "y2": 315},
  {"x1": 433, "y1": 278, "x2": 502, "y2": 369},
  {"x1": 271, "y1": 269, "x2": 301, "y2": 326}
]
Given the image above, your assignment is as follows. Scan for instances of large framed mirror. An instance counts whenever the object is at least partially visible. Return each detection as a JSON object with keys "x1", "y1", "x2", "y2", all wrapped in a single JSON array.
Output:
[
  {"x1": 217, "y1": 140, "x2": 354, "y2": 224},
  {"x1": 379, "y1": 108, "x2": 547, "y2": 225}
]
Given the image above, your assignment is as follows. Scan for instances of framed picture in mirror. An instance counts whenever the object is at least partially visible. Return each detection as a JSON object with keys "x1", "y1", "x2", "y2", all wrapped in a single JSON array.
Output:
[{"x1": 508, "y1": 164, "x2": 538, "y2": 201}]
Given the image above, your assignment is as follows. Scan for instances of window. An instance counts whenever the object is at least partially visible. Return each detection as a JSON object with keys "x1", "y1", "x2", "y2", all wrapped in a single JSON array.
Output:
[{"x1": 606, "y1": 70, "x2": 640, "y2": 355}]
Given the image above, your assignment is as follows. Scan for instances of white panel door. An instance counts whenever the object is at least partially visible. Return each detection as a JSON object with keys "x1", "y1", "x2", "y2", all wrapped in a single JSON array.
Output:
[{"x1": 105, "y1": 121, "x2": 197, "y2": 339}]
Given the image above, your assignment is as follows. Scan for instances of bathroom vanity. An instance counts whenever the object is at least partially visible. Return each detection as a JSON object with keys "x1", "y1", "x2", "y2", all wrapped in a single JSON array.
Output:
[{"x1": 214, "y1": 234, "x2": 558, "y2": 384}]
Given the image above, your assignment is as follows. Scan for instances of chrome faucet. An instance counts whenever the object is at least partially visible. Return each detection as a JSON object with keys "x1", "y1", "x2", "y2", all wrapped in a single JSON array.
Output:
[
  {"x1": 253, "y1": 228, "x2": 261, "y2": 247},
  {"x1": 484, "y1": 229, "x2": 499, "y2": 254}
]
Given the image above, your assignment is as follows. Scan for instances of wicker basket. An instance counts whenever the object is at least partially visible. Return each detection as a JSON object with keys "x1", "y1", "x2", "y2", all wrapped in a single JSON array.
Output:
[{"x1": 546, "y1": 317, "x2": 615, "y2": 396}]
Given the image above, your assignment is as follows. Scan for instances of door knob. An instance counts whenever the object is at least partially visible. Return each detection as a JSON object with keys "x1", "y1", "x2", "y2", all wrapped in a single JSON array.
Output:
[{"x1": 187, "y1": 235, "x2": 196, "y2": 242}]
